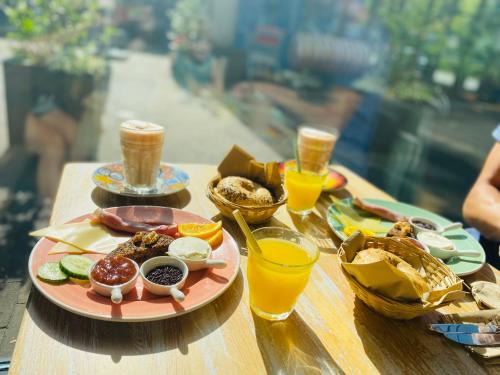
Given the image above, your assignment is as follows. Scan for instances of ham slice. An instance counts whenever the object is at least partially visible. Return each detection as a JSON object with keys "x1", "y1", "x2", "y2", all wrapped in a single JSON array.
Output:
[
  {"x1": 92, "y1": 208, "x2": 178, "y2": 236},
  {"x1": 352, "y1": 197, "x2": 405, "y2": 222}
]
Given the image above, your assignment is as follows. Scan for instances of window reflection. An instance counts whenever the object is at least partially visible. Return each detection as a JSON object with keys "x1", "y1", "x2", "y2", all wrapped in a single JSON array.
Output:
[{"x1": 0, "y1": 0, "x2": 499, "y2": 277}]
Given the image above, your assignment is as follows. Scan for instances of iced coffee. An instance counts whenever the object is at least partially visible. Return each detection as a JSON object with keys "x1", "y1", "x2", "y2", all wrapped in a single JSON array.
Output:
[
  {"x1": 298, "y1": 126, "x2": 338, "y2": 172},
  {"x1": 120, "y1": 120, "x2": 164, "y2": 192}
]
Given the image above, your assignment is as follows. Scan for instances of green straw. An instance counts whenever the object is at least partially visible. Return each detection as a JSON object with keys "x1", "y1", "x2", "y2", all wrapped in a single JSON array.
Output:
[{"x1": 293, "y1": 139, "x2": 302, "y2": 173}]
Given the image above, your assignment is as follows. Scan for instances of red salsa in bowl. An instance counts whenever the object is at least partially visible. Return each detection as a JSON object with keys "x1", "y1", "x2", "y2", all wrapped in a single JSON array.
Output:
[{"x1": 91, "y1": 256, "x2": 137, "y2": 285}]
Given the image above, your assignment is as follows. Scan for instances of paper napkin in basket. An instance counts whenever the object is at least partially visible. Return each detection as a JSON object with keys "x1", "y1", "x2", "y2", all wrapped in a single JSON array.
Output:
[
  {"x1": 340, "y1": 232, "x2": 463, "y2": 304},
  {"x1": 217, "y1": 145, "x2": 282, "y2": 190}
]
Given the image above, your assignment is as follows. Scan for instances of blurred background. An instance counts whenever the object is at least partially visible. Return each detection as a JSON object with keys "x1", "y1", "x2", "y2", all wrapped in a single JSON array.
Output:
[{"x1": 0, "y1": 0, "x2": 499, "y2": 356}]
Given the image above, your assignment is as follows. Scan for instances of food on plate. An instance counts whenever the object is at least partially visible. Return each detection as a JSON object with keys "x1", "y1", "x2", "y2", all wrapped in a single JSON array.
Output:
[
  {"x1": 36, "y1": 255, "x2": 94, "y2": 284},
  {"x1": 92, "y1": 208, "x2": 178, "y2": 237},
  {"x1": 331, "y1": 198, "x2": 388, "y2": 234},
  {"x1": 411, "y1": 218, "x2": 437, "y2": 231},
  {"x1": 108, "y1": 231, "x2": 173, "y2": 264},
  {"x1": 178, "y1": 221, "x2": 222, "y2": 239},
  {"x1": 206, "y1": 229, "x2": 223, "y2": 249},
  {"x1": 69, "y1": 277, "x2": 90, "y2": 285},
  {"x1": 352, "y1": 248, "x2": 430, "y2": 298},
  {"x1": 49, "y1": 242, "x2": 87, "y2": 255},
  {"x1": 169, "y1": 237, "x2": 211, "y2": 260},
  {"x1": 146, "y1": 265, "x2": 184, "y2": 286},
  {"x1": 37, "y1": 262, "x2": 68, "y2": 283},
  {"x1": 91, "y1": 256, "x2": 137, "y2": 285},
  {"x1": 416, "y1": 231, "x2": 453, "y2": 251},
  {"x1": 216, "y1": 176, "x2": 274, "y2": 206},
  {"x1": 352, "y1": 197, "x2": 405, "y2": 222},
  {"x1": 59, "y1": 255, "x2": 94, "y2": 280},
  {"x1": 31, "y1": 220, "x2": 129, "y2": 254},
  {"x1": 343, "y1": 225, "x2": 375, "y2": 237},
  {"x1": 386, "y1": 221, "x2": 415, "y2": 238}
]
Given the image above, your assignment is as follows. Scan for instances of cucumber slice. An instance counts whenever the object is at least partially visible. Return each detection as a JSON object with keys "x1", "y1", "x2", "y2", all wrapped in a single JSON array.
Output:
[
  {"x1": 59, "y1": 255, "x2": 94, "y2": 280},
  {"x1": 37, "y1": 262, "x2": 68, "y2": 283},
  {"x1": 69, "y1": 277, "x2": 90, "y2": 285}
]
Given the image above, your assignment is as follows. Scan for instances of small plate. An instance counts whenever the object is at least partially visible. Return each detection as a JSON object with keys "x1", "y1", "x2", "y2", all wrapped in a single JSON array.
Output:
[
  {"x1": 327, "y1": 198, "x2": 486, "y2": 277},
  {"x1": 278, "y1": 161, "x2": 347, "y2": 191},
  {"x1": 92, "y1": 162, "x2": 189, "y2": 197}
]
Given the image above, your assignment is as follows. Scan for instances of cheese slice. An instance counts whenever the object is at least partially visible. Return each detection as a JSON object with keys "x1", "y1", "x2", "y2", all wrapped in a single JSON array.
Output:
[
  {"x1": 31, "y1": 220, "x2": 129, "y2": 253},
  {"x1": 47, "y1": 242, "x2": 117, "y2": 255},
  {"x1": 48, "y1": 242, "x2": 85, "y2": 255}
]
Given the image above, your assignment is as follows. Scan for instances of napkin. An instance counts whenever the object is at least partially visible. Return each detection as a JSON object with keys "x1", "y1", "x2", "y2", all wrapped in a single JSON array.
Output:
[
  {"x1": 471, "y1": 281, "x2": 500, "y2": 310},
  {"x1": 340, "y1": 232, "x2": 463, "y2": 304},
  {"x1": 217, "y1": 145, "x2": 282, "y2": 190}
]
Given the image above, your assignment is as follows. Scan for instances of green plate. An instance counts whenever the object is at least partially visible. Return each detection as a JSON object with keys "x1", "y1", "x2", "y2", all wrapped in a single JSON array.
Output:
[{"x1": 327, "y1": 198, "x2": 486, "y2": 277}]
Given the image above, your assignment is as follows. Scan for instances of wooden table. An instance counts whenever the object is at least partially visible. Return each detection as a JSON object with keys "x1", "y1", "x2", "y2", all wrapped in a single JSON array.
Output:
[{"x1": 10, "y1": 163, "x2": 499, "y2": 374}]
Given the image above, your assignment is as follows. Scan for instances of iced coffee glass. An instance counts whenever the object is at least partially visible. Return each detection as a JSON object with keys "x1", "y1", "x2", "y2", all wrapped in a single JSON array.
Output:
[
  {"x1": 120, "y1": 120, "x2": 164, "y2": 193},
  {"x1": 298, "y1": 126, "x2": 338, "y2": 173}
]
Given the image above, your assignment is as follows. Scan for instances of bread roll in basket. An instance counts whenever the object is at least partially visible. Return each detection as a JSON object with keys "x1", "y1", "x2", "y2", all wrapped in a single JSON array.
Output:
[
  {"x1": 206, "y1": 146, "x2": 287, "y2": 224},
  {"x1": 339, "y1": 232, "x2": 465, "y2": 320}
]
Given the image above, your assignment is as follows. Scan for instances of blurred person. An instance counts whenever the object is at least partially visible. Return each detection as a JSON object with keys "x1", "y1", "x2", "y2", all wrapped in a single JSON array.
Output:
[
  {"x1": 25, "y1": 97, "x2": 77, "y2": 200},
  {"x1": 463, "y1": 125, "x2": 500, "y2": 269}
]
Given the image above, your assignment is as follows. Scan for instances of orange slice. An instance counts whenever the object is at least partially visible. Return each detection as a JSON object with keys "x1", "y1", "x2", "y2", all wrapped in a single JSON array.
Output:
[
  {"x1": 207, "y1": 230, "x2": 223, "y2": 249},
  {"x1": 178, "y1": 221, "x2": 222, "y2": 239}
]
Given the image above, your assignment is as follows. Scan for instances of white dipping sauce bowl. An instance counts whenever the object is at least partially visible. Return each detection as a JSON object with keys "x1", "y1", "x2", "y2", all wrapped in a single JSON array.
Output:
[
  {"x1": 89, "y1": 259, "x2": 139, "y2": 304},
  {"x1": 168, "y1": 237, "x2": 227, "y2": 272},
  {"x1": 140, "y1": 256, "x2": 189, "y2": 302}
]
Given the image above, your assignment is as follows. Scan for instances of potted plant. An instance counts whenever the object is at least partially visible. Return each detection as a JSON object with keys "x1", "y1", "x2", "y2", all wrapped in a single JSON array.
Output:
[
  {"x1": 3, "y1": 0, "x2": 114, "y2": 159},
  {"x1": 167, "y1": 0, "x2": 216, "y2": 92}
]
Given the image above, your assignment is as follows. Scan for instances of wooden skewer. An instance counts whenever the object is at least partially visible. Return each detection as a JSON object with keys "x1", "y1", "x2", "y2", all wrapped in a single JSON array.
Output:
[{"x1": 232, "y1": 209, "x2": 262, "y2": 254}]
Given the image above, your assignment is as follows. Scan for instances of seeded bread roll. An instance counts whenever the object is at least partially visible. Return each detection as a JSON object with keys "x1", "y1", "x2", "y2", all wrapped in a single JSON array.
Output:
[{"x1": 216, "y1": 176, "x2": 273, "y2": 206}]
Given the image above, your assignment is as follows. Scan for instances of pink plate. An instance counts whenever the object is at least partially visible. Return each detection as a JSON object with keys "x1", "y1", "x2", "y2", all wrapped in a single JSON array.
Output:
[{"x1": 28, "y1": 206, "x2": 241, "y2": 322}]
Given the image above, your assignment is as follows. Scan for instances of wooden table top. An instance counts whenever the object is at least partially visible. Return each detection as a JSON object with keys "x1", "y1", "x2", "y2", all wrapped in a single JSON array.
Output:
[{"x1": 10, "y1": 163, "x2": 500, "y2": 374}]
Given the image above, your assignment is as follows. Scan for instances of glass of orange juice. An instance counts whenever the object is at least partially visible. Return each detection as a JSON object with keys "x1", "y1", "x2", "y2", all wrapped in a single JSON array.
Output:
[
  {"x1": 284, "y1": 160, "x2": 327, "y2": 215},
  {"x1": 247, "y1": 227, "x2": 319, "y2": 321}
]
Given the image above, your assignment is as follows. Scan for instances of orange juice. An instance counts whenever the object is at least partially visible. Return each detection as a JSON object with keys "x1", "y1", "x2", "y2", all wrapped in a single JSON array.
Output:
[
  {"x1": 285, "y1": 161, "x2": 326, "y2": 214},
  {"x1": 247, "y1": 229, "x2": 318, "y2": 320}
]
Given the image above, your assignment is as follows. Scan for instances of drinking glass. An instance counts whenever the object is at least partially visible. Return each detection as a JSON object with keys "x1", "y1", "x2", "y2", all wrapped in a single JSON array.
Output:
[
  {"x1": 120, "y1": 120, "x2": 164, "y2": 193},
  {"x1": 298, "y1": 125, "x2": 339, "y2": 172},
  {"x1": 284, "y1": 160, "x2": 327, "y2": 215},
  {"x1": 247, "y1": 227, "x2": 319, "y2": 321}
]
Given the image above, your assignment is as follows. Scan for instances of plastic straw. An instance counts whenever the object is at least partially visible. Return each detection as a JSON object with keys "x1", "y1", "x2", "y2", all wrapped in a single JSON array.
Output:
[
  {"x1": 294, "y1": 139, "x2": 302, "y2": 173},
  {"x1": 232, "y1": 209, "x2": 262, "y2": 254}
]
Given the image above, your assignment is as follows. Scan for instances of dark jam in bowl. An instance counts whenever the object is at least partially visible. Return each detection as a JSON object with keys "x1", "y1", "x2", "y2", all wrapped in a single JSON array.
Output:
[
  {"x1": 413, "y1": 219, "x2": 437, "y2": 231},
  {"x1": 91, "y1": 256, "x2": 136, "y2": 285},
  {"x1": 146, "y1": 265, "x2": 183, "y2": 286}
]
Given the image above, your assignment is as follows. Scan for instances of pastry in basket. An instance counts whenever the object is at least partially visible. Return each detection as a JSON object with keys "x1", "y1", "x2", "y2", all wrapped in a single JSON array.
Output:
[
  {"x1": 339, "y1": 232, "x2": 464, "y2": 319},
  {"x1": 352, "y1": 248, "x2": 430, "y2": 299},
  {"x1": 342, "y1": 241, "x2": 431, "y2": 301},
  {"x1": 216, "y1": 176, "x2": 274, "y2": 206},
  {"x1": 108, "y1": 231, "x2": 173, "y2": 264}
]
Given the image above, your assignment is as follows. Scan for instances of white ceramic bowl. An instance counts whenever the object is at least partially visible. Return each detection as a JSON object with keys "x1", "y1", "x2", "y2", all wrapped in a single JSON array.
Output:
[
  {"x1": 89, "y1": 259, "x2": 139, "y2": 304},
  {"x1": 140, "y1": 256, "x2": 189, "y2": 302},
  {"x1": 172, "y1": 247, "x2": 227, "y2": 271},
  {"x1": 409, "y1": 216, "x2": 462, "y2": 235},
  {"x1": 416, "y1": 232, "x2": 481, "y2": 260}
]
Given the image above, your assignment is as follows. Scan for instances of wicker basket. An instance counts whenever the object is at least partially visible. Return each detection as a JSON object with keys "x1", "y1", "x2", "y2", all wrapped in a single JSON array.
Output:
[
  {"x1": 206, "y1": 175, "x2": 287, "y2": 224},
  {"x1": 339, "y1": 234, "x2": 464, "y2": 320}
]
